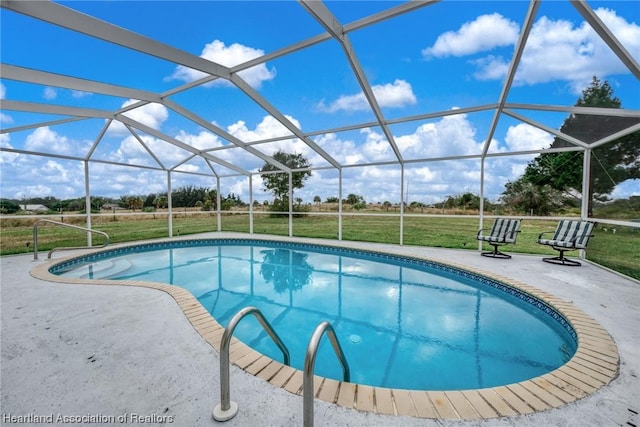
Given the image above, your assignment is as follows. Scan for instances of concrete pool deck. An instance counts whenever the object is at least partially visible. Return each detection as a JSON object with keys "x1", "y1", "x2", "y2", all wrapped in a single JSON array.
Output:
[{"x1": 1, "y1": 232, "x2": 638, "y2": 426}]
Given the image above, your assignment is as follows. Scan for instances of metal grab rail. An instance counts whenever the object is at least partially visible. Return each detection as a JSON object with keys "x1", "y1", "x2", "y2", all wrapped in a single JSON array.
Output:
[
  {"x1": 33, "y1": 219, "x2": 110, "y2": 260},
  {"x1": 213, "y1": 306, "x2": 290, "y2": 422},
  {"x1": 303, "y1": 321, "x2": 350, "y2": 427}
]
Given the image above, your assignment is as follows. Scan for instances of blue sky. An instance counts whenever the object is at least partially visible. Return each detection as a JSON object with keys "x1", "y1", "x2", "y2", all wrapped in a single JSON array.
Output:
[{"x1": 1, "y1": 1, "x2": 639, "y2": 205}]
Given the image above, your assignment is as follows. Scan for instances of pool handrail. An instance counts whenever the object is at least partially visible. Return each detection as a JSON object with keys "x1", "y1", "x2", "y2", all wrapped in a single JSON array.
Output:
[
  {"x1": 32, "y1": 219, "x2": 110, "y2": 260},
  {"x1": 303, "y1": 321, "x2": 350, "y2": 427},
  {"x1": 213, "y1": 306, "x2": 290, "y2": 422}
]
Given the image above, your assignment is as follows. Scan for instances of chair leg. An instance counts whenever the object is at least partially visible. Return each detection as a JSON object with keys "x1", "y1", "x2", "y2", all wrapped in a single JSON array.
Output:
[
  {"x1": 481, "y1": 244, "x2": 511, "y2": 259},
  {"x1": 542, "y1": 249, "x2": 581, "y2": 266}
]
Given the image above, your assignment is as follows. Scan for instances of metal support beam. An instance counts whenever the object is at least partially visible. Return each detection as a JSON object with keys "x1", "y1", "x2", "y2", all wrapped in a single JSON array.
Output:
[
  {"x1": 288, "y1": 173, "x2": 293, "y2": 237},
  {"x1": 1, "y1": 64, "x2": 162, "y2": 103},
  {"x1": 167, "y1": 171, "x2": 173, "y2": 237},
  {"x1": 216, "y1": 178, "x2": 222, "y2": 232},
  {"x1": 84, "y1": 161, "x2": 92, "y2": 247},
  {"x1": 580, "y1": 149, "x2": 592, "y2": 260},
  {"x1": 481, "y1": 0, "x2": 540, "y2": 157},
  {"x1": 338, "y1": 169, "x2": 343, "y2": 241},
  {"x1": 478, "y1": 158, "x2": 485, "y2": 251},
  {"x1": 571, "y1": 1, "x2": 640, "y2": 80},
  {"x1": 400, "y1": 165, "x2": 405, "y2": 246},
  {"x1": 1, "y1": 0, "x2": 232, "y2": 80},
  {"x1": 249, "y1": 175, "x2": 254, "y2": 234}
]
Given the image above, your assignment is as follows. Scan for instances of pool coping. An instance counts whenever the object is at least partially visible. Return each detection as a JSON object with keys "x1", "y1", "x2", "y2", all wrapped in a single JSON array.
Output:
[{"x1": 29, "y1": 236, "x2": 620, "y2": 421}]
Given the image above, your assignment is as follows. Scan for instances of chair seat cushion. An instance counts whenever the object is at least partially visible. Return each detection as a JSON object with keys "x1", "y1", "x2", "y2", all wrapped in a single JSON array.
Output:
[
  {"x1": 538, "y1": 239, "x2": 586, "y2": 249},
  {"x1": 480, "y1": 236, "x2": 508, "y2": 243}
]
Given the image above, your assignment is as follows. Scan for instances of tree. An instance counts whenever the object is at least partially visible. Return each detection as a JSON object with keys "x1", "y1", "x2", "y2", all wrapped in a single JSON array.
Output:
[
  {"x1": 154, "y1": 195, "x2": 168, "y2": 209},
  {"x1": 458, "y1": 192, "x2": 476, "y2": 210},
  {"x1": 126, "y1": 196, "x2": 144, "y2": 211},
  {"x1": 0, "y1": 199, "x2": 21, "y2": 214},
  {"x1": 313, "y1": 195, "x2": 321, "y2": 211},
  {"x1": 345, "y1": 193, "x2": 365, "y2": 205},
  {"x1": 518, "y1": 76, "x2": 640, "y2": 215},
  {"x1": 67, "y1": 199, "x2": 84, "y2": 211},
  {"x1": 259, "y1": 151, "x2": 311, "y2": 211},
  {"x1": 501, "y1": 181, "x2": 564, "y2": 215}
]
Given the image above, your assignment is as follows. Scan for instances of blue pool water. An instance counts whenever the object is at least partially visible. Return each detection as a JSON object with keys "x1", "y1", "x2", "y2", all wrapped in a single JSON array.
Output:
[{"x1": 51, "y1": 239, "x2": 577, "y2": 391}]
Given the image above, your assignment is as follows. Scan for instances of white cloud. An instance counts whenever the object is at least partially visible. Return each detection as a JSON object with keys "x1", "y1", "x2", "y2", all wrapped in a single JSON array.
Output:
[
  {"x1": 0, "y1": 136, "x2": 19, "y2": 164},
  {"x1": 315, "y1": 132, "x2": 366, "y2": 165},
  {"x1": 597, "y1": 8, "x2": 640, "y2": 55},
  {"x1": 43, "y1": 87, "x2": 57, "y2": 100},
  {"x1": 318, "y1": 79, "x2": 417, "y2": 113},
  {"x1": 228, "y1": 115, "x2": 295, "y2": 142},
  {"x1": 469, "y1": 9, "x2": 640, "y2": 93},
  {"x1": 108, "y1": 101, "x2": 169, "y2": 135},
  {"x1": 349, "y1": 128, "x2": 396, "y2": 163},
  {"x1": 37, "y1": 160, "x2": 72, "y2": 183},
  {"x1": 88, "y1": 163, "x2": 168, "y2": 196},
  {"x1": 471, "y1": 55, "x2": 510, "y2": 81},
  {"x1": 0, "y1": 83, "x2": 12, "y2": 124},
  {"x1": 114, "y1": 133, "x2": 196, "y2": 168},
  {"x1": 175, "y1": 130, "x2": 223, "y2": 151},
  {"x1": 0, "y1": 150, "x2": 87, "y2": 199},
  {"x1": 71, "y1": 90, "x2": 91, "y2": 98},
  {"x1": 293, "y1": 113, "x2": 490, "y2": 204},
  {"x1": 24, "y1": 127, "x2": 73, "y2": 154},
  {"x1": 412, "y1": 166, "x2": 437, "y2": 182},
  {"x1": 422, "y1": 13, "x2": 519, "y2": 58},
  {"x1": 373, "y1": 80, "x2": 417, "y2": 108},
  {"x1": 227, "y1": 115, "x2": 316, "y2": 170},
  {"x1": 14, "y1": 185, "x2": 55, "y2": 200},
  {"x1": 396, "y1": 112, "x2": 484, "y2": 158},
  {"x1": 169, "y1": 40, "x2": 276, "y2": 89},
  {"x1": 114, "y1": 135, "x2": 157, "y2": 165},
  {"x1": 171, "y1": 130, "x2": 238, "y2": 172},
  {"x1": 504, "y1": 123, "x2": 554, "y2": 152},
  {"x1": 0, "y1": 113, "x2": 13, "y2": 124},
  {"x1": 611, "y1": 179, "x2": 639, "y2": 199}
]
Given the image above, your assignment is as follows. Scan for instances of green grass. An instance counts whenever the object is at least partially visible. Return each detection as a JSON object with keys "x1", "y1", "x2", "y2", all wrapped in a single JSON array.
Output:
[{"x1": 1, "y1": 212, "x2": 638, "y2": 280}]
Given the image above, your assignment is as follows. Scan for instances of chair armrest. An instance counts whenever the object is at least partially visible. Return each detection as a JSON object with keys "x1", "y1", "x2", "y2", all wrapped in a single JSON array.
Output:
[
  {"x1": 477, "y1": 229, "x2": 487, "y2": 239},
  {"x1": 537, "y1": 230, "x2": 553, "y2": 240}
]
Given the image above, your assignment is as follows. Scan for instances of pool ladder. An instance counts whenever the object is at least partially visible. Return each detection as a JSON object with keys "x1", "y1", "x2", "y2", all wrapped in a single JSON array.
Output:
[
  {"x1": 213, "y1": 306, "x2": 350, "y2": 427},
  {"x1": 32, "y1": 219, "x2": 110, "y2": 260}
]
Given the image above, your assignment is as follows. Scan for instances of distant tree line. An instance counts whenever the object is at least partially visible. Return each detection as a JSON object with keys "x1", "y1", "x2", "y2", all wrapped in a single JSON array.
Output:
[{"x1": 0, "y1": 186, "x2": 247, "y2": 214}]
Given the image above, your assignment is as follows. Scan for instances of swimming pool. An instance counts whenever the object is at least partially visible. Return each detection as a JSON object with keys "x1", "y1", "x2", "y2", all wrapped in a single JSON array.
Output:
[{"x1": 50, "y1": 238, "x2": 577, "y2": 391}]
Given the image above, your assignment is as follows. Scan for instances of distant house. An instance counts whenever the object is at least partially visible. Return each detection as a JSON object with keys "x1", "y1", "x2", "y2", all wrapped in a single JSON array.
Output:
[
  {"x1": 21, "y1": 204, "x2": 49, "y2": 212},
  {"x1": 101, "y1": 203, "x2": 124, "y2": 210}
]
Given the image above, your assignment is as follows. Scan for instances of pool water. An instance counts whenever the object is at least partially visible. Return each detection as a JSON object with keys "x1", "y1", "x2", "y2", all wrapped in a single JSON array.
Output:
[{"x1": 52, "y1": 240, "x2": 577, "y2": 390}]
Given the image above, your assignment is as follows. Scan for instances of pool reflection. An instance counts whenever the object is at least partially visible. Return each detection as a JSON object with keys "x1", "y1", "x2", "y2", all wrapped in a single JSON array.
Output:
[{"x1": 259, "y1": 248, "x2": 313, "y2": 294}]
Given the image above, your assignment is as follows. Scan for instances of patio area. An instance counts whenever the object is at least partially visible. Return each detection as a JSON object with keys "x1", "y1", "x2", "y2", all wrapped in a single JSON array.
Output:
[{"x1": 1, "y1": 233, "x2": 638, "y2": 427}]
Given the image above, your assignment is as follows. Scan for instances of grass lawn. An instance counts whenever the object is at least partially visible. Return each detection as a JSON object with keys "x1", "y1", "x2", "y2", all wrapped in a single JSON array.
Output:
[{"x1": 1, "y1": 212, "x2": 638, "y2": 280}]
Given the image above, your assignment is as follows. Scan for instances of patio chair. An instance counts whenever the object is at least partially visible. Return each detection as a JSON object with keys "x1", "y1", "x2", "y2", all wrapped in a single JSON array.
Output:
[
  {"x1": 537, "y1": 220, "x2": 595, "y2": 266},
  {"x1": 477, "y1": 218, "x2": 522, "y2": 259}
]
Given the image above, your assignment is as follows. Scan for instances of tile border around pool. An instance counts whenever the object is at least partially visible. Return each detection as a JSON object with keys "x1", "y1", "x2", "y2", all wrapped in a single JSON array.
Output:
[{"x1": 30, "y1": 236, "x2": 620, "y2": 421}]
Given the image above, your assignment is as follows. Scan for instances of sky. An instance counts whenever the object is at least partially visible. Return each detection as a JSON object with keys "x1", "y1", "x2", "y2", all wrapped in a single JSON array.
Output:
[{"x1": 1, "y1": 0, "x2": 639, "y2": 205}]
